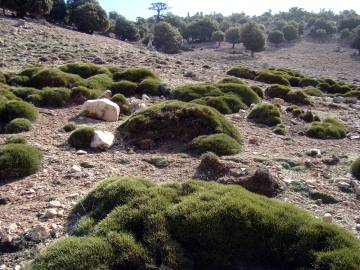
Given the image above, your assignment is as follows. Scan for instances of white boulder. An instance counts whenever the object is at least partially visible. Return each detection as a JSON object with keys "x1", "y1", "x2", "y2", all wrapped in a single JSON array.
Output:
[
  {"x1": 90, "y1": 130, "x2": 115, "y2": 149},
  {"x1": 81, "y1": 99, "x2": 120, "y2": 122}
]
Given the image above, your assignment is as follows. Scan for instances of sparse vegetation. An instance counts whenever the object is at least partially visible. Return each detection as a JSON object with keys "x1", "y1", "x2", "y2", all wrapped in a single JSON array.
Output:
[
  {"x1": 63, "y1": 123, "x2": 76, "y2": 133},
  {"x1": 111, "y1": 94, "x2": 130, "y2": 115}
]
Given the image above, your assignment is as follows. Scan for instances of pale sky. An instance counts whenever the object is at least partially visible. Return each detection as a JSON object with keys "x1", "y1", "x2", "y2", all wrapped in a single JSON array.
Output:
[{"x1": 99, "y1": 0, "x2": 359, "y2": 20}]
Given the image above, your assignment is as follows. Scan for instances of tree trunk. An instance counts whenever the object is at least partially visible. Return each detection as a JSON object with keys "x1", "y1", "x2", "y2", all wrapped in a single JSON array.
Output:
[
  {"x1": 232, "y1": 43, "x2": 235, "y2": 49},
  {"x1": 218, "y1": 41, "x2": 221, "y2": 48},
  {"x1": 251, "y1": 51, "x2": 254, "y2": 57}
]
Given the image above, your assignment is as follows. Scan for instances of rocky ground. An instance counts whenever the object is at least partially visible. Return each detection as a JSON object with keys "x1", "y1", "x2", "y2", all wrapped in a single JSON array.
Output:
[{"x1": 1, "y1": 16, "x2": 360, "y2": 269}]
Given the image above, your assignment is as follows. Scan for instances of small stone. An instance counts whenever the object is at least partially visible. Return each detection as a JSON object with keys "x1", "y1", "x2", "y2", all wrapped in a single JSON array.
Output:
[
  {"x1": 322, "y1": 155, "x2": 340, "y2": 166},
  {"x1": 76, "y1": 150, "x2": 87, "y2": 155},
  {"x1": 70, "y1": 165, "x2": 82, "y2": 173},
  {"x1": 0, "y1": 196, "x2": 9, "y2": 205},
  {"x1": 8, "y1": 223, "x2": 18, "y2": 233},
  {"x1": 28, "y1": 224, "x2": 51, "y2": 241},
  {"x1": 355, "y1": 186, "x2": 360, "y2": 196},
  {"x1": 44, "y1": 208, "x2": 58, "y2": 219},
  {"x1": 306, "y1": 149, "x2": 321, "y2": 157},
  {"x1": 48, "y1": 200, "x2": 61, "y2": 208},
  {"x1": 248, "y1": 137, "x2": 259, "y2": 145},
  {"x1": 141, "y1": 94, "x2": 150, "y2": 100},
  {"x1": 337, "y1": 181, "x2": 352, "y2": 192},
  {"x1": 90, "y1": 130, "x2": 114, "y2": 149},
  {"x1": 355, "y1": 216, "x2": 360, "y2": 223},
  {"x1": 323, "y1": 213, "x2": 333, "y2": 223},
  {"x1": 0, "y1": 264, "x2": 6, "y2": 270},
  {"x1": 13, "y1": 265, "x2": 21, "y2": 270},
  {"x1": 67, "y1": 193, "x2": 79, "y2": 199},
  {"x1": 356, "y1": 224, "x2": 360, "y2": 232},
  {"x1": 100, "y1": 90, "x2": 112, "y2": 99}
]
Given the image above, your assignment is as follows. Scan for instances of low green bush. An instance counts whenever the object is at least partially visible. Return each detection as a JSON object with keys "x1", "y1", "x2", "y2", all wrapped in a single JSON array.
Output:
[
  {"x1": 111, "y1": 94, "x2": 130, "y2": 115},
  {"x1": 82, "y1": 74, "x2": 113, "y2": 90},
  {"x1": 4, "y1": 118, "x2": 33, "y2": 134},
  {"x1": 136, "y1": 78, "x2": 162, "y2": 96},
  {"x1": 171, "y1": 83, "x2": 223, "y2": 102},
  {"x1": 113, "y1": 68, "x2": 158, "y2": 83},
  {"x1": 285, "y1": 90, "x2": 312, "y2": 105},
  {"x1": 300, "y1": 77, "x2": 320, "y2": 87},
  {"x1": 41, "y1": 87, "x2": 71, "y2": 107},
  {"x1": 70, "y1": 86, "x2": 103, "y2": 104},
  {"x1": 5, "y1": 135, "x2": 26, "y2": 144},
  {"x1": 11, "y1": 87, "x2": 38, "y2": 100},
  {"x1": 286, "y1": 105, "x2": 303, "y2": 116},
  {"x1": 192, "y1": 94, "x2": 247, "y2": 114},
  {"x1": 0, "y1": 143, "x2": 42, "y2": 180},
  {"x1": 218, "y1": 77, "x2": 246, "y2": 84},
  {"x1": 255, "y1": 71, "x2": 290, "y2": 86},
  {"x1": 301, "y1": 110, "x2": 320, "y2": 123},
  {"x1": 226, "y1": 66, "x2": 257, "y2": 80},
  {"x1": 351, "y1": 157, "x2": 360, "y2": 180},
  {"x1": 110, "y1": 81, "x2": 138, "y2": 97},
  {"x1": 0, "y1": 72, "x2": 6, "y2": 84},
  {"x1": 63, "y1": 123, "x2": 76, "y2": 133},
  {"x1": 59, "y1": 63, "x2": 111, "y2": 79},
  {"x1": 31, "y1": 177, "x2": 360, "y2": 270},
  {"x1": 68, "y1": 127, "x2": 95, "y2": 149},
  {"x1": 265, "y1": 84, "x2": 291, "y2": 99},
  {"x1": 306, "y1": 118, "x2": 347, "y2": 139},
  {"x1": 250, "y1": 85, "x2": 264, "y2": 98},
  {"x1": 304, "y1": 87, "x2": 323, "y2": 96},
  {"x1": 248, "y1": 103, "x2": 282, "y2": 126},
  {"x1": 119, "y1": 101, "x2": 242, "y2": 149},
  {"x1": 273, "y1": 123, "x2": 286, "y2": 135},
  {"x1": 26, "y1": 94, "x2": 43, "y2": 106},
  {"x1": 29, "y1": 68, "x2": 83, "y2": 89},
  {"x1": 217, "y1": 83, "x2": 261, "y2": 106},
  {"x1": 0, "y1": 100, "x2": 38, "y2": 123},
  {"x1": 190, "y1": 133, "x2": 242, "y2": 156},
  {"x1": 288, "y1": 76, "x2": 301, "y2": 87}
]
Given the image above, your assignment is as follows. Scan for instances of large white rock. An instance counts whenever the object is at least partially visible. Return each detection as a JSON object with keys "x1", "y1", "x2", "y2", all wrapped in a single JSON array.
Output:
[
  {"x1": 81, "y1": 99, "x2": 120, "y2": 122},
  {"x1": 90, "y1": 130, "x2": 115, "y2": 149}
]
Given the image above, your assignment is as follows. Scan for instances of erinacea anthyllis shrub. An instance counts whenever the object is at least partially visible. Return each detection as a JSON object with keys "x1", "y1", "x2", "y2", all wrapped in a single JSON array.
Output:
[
  {"x1": 351, "y1": 157, "x2": 360, "y2": 180},
  {"x1": 0, "y1": 143, "x2": 42, "y2": 181},
  {"x1": 119, "y1": 101, "x2": 242, "y2": 150},
  {"x1": 226, "y1": 66, "x2": 257, "y2": 80},
  {"x1": 306, "y1": 118, "x2": 347, "y2": 139},
  {"x1": 68, "y1": 127, "x2": 95, "y2": 149},
  {"x1": 30, "y1": 177, "x2": 360, "y2": 270},
  {"x1": 4, "y1": 118, "x2": 33, "y2": 134},
  {"x1": 0, "y1": 100, "x2": 38, "y2": 123},
  {"x1": 248, "y1": 103, "x2": 282, "y2": 126}
]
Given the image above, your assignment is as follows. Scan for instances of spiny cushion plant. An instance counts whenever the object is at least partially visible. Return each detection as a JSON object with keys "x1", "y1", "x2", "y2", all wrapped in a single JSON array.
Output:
[
  {"x1": 285, "y1": 90, "x2": 312, "y2": 105},
  {"x1": 63, "y1": 123, "x2": 77, "y2": 133},
  {"x1": 70, "y1": 87, "x2": 103, "y2": 104},
  {"x1": 190, "y1": 133, "x2": 242, "y2": 156},
  {"x1": 113, "y1": 68, "x2": 158, "y2": 83},
  {"x1": 111, "y1": 94, "x2": 130, "y2": 115},
  {"x1": 0, "y1": 100, "x2": 38, "y2": 123},
  {"x1": 5, "y1": 135, "x2": 26, "y2": 144},
  {"x1": 119, "y1": 101, "x2": 242, "y2": 149},
  {"x1": 248, "y1": 103, "x2": 282, "y2": 126},
  {"x1": 304, "y1": 87, "x2": 323, "y2": 96},
  {"x1": 0, "y1": 143, "x2": 42, "y2": 181},
  {"x1": 191, "y1": 94, "x2": 247, "y2": 114},
  {"x1": 58, "y1": 63, "x2": 111, "y2": 79},
  {"x1": 273, "y1": 123, "x2": 286, "y2": 135},
  {"x1": 171, "y1": 83, "x2": 223, "y2": 102},
  {"x1": 217, "y1": 83, "x2": 261, "y2": 106},
  {"x1": 299, "y1": 77, "x2": 320, "y2": 87},
  {"x1": 255, "y1": 71, "x2": 290, "y2": 86},
  {"x1": 250, "y1": 85, "x2": 264, "y2": 98},
  {"x1": 28, "y1": 68, "x2": 83, "y2": 89},
  {"x1": 83, "y1": 74, "x2": 113, "y2": 90},
  {"x1": 306, "y1": 118, "x2": 347, "y2": 139},
  {"x1": 351, "y1": 157, "x2": 360, "y2": 180},
  {"x1": 68, "y1": 127, "x2": 95, "y2": 149},
  {"x1": 110, "y1": 81, "x2": 138, "y2": 97},
  {"x1": 0, "y1": 72, "x2": 6, "y2": 84},
  {"x1": 41, "y1": 87, "x2": 71, "y2": 107},
  {"x1": 226, "y1": 66, "x2": 257, "y2": 80},
  {"x1": 30, "y1": 177, "x2": 360, "y2": 270},
  {"x1": 217, "y1": 77, "x2": 246, "y2": 85},
  {"x1": 4, "y1": 118, "x2": 33, "y2": 134},
  {"x1": 265, "y1": 84, "x2": 291, "y2": 99},
  {"x1": 136, "y1": 77, "x2": 162, "y2": 96}
]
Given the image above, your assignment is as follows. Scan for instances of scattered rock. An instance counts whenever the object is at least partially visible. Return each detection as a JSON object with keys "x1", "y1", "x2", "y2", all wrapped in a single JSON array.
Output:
[
  {"x1": 141, "y1": 94, "x2": 150, "y2": 100},
  {"x1": 27, "y1": 224, "x2": 50, "y2": 242},
  {"x1": 76, "y1": 150, "x2": 87, "y2": 155},
  {"x1": 323, "y1": 213, "x2": 333, "y2": 223},
  {"x1": 322, "y1": 155, "x2": 340, "y2": 166},
  {"x1": 44, "y1": 209, "x2": 58, "y2": 219},
  {"x1": 90, "y1": 130, "x2": 115, "y2": 149},
  {"x1": 128, "y1": 98, "x2": 147, "y2": 113},
  {"x1": 143, "y1": 157, "x2": 170, "y2": 168},
  {"x1": 337, "y1": 181, "x2": 352, "y2": 193},
  {"x1": 0, "y1": 196, "x2": 9, "y2": 205},
  {"x1": 81, "y1": 99, "x2": 120, "y2": 122},
  {"x1": 306, "y1": 148, "x2": 321, "y2": 158},
  {"x1": 70, "y1": 165, "x2": 82, "y2": 173},
  {"x1": 48, "y1": 200, "x2": 61, "y2": 208}
]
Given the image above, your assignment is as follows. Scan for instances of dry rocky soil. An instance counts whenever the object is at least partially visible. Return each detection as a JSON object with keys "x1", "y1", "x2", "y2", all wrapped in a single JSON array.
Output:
[{"x1": 0, "y1": 16, "x2": 360, "y2": 268}]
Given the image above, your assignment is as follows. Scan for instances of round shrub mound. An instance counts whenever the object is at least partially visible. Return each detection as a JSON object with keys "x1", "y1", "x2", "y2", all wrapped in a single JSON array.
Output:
[
  {"x1": 113, "y1": 68, "x2": 158, "y2": 83},
  {"x1": 0, "y1": 143, "x2": 42, "y2": 180},
  {"x1": 5, "y1": 135, "x2": 26, "y2": 144},
  {"x1": 59, "y1": 63, "x2": 111, "y2": 79},
  {"x1": 4, "y1": 118, "x2": 33, "y2": 134},
  {"x1": 226, "y1": 66, "x2": 257, "y2": 80},
  {"x1": 29, "y1": 68, "x2": 83, "y2": 89},
  {"x1": 304, "y1": 87, "x2": 323, "y2": 96},
  {"x1": 31, "y1": 177, "x2": 360, "y2": 270},
  {"x1": 63, "y1": 123, "x2": 76, "y2": 133},
  {"x1": 68, "y1": 127, "x2": 95, "y2": 149},
  {"x1": 111, "y1": 94, "x2": 130, "y2": 115},
  {"x1": 218, "y1": 77, "x2": 246, "y2": 85},
  {"x1": 306, "y1": 118, "x2": 347, "y2": 139},
  {"x1": 119, "y1": 101, "x2": 242, "y2": 148},
  {"x1": 0, "y1": 100, "x2": 38, "y2": 123},
  {"x1": 171, "y1": 83, "x2": 223, "y2": 102},
  {"x1": 190, "y1": 133, "x2": 242, "y2": 156},
  {"x1": 248, "y1": 103, "x2": 282, "y2": 126},
  {"x1": 192, "y1": 94, "x2": 247, "y2": 114},
  {"x1": 351, "y1": 157, "x2": 360, "y2": 180},
  {"x1": 70, "y1": 87, "x2": 103, "y2": 104},
  {"x1": 255, "y1": 71, "x2": 290, "y2": 86},
  {"x1": 136, "y1": 78, "x2": 162, "y2": 96},
  {"x1": 265, "y1": 84, "x2": 291, "y2": 99},
  {"x1": 41, "y1": 87, "x2": 71, "y2": 107},
  {"x1": 110, "y1": 80, "x2": 138, "y2": 97},
  {"x1": 217, "y1": 83, "x2": 261, "y2": 106},
  {"x1": 83, "y1": 74, "x2": 113, "y2": 90},
  {"x1": 285, "y1": 90, "x2": 312, "y2": 105},
  {"x1": 300, "y1": 77, "x2": 320, "y2": 87}
]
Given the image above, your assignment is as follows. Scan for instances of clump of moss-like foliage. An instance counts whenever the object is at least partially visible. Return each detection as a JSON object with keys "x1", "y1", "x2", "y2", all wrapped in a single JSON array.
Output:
[
  {"x1": 265, "y1": 85, "x2": 311, "y2": 105},
  {"x1": 226, "y1": 66, "x2": 257, "y2": 80},
  {"x1": 0, "y1": 143, "x2": 42, "y2": 181},
  {"x1": 171, "y1": 82, "x2": 260, "y2": 114},
  {"x1": 255, "y1": 71, "x2": 290, "y2": 86},
  {"x1": 304, "y1": 87, "x2": 323, "y2": 96},
  {"x1": 58, "y1": 63, "x2": 112, "y2": 79},
  {"x1": 265, "y1": 84, "x2": 291, "y2": 99},
  {"x1": 119, "y1": 101, "x2": 242, "y2": 151},
  {"x1": 30, "y1": 176, "x2": 360, "y2": 270},
  {"x1": 63, "y1": 123, "x2": 77, "y2": 133},
  {"x1": 4, "y1": 118, "x2": 33, "y2": 134},
  {"x1": 351, "y1": 157, "x2": 360, "y2": 180},
  {"x1": 273, "y1": 123, "x2": 286, "y2": 135},
  {"x1": 306, "y1": 118, "x2": 347, "y2": 139},
  {"x1": 190, "y1": 133, "x2": 242, "y2": 156},
  {"x1": 248, "y1": 103, "x2": 282, "y2": 126},
  {"x1": 0, "y1": 100, "x2": 38, "y2": 123},
  {"x1": 111, "y1": 94, "x2": 130, "y2": 115},
  {"x1": 68, "y1": 127, "x2": 95, "y2": 149}
]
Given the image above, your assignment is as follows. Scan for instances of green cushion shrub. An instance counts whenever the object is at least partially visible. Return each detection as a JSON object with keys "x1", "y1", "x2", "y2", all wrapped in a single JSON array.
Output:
[
  {"x1": 63, "y1": 123, "x2": 76, "y2": 133},
  {"x1": 265, "y1": 84, "x2": 291, "y2": 99},
  {"x1": 110, "y1": 81, "x2": 138, "y2": 97},
  {"x1": 0, "y1": 143, "x2": 42, "y2": 180},
  {"x1": 70, "y1": 86, "x2": 103, "y2": 103},
  {"x1": 255, "y1": 71, "x2": 290, "y2": 86},
  {"x1": 26, "y1": 94, "x2": 43, "y2": 106},
  {"x1": 59, "y1": 63, "x2": 111, "y2": 79},
  {"x1": 217, "y1": 83, "x2": 261, "y2": 106},
  {"x1": 68, "y1": 127, "x2": 95, "y2": 149},
  {"x1": 351, "y1": 157, "x2": 360, "y2": 180},
  {"x1": 41, "y1": 87, "x2": 71, "y2": 107},
  {"x1": 306, "y1": 118, "x2": 347, "y2": 139},
  {"x1": 4, "y1": 118, "x2": 33, "y2": 134},
  {"x1": 250, "y1": 85, "x2": 264, "y2": 98},
  {"x1": 299, "y1": 77, "x2": 320, "y2": 87},
  {"x1": 30, "y1": 177, "x2": 360, "y2": 270},
  {"x1": 171, "y1": 83, "x2": 223, "y2": 102},
  {"x1": 136, "y1": 78, "x2": 162, "y2": 96},
  {"x1": 218, "y1": 77, "x2": 246, "y2": 84},
  {"x1": 5, "y1": 135, "x2": 26, "y2": 144},
  {"x1": 304, "y1": 87, "x2": 323, "y2": 96},
  {"x1": 273, "y1": 123, "x2": 286, "y2": 135},
  {"x1": 83, "y1": 74, "x2": 113, "y2": 90},
  {"x1": 285, "y1": 91, "x2": 312, "y2": 105},
  {"x1": 0, "y1": 100, "x2": 38, "y2": 122},
  {"x1": 288, "y1": 76, "x2": 301, "y2": 87},
  {"x1": 119, "y1": 101, "x2": 242, "y2": 149},
  {"x1": 111, "y1": 94, "x2": 130, "y2": 115},
  {"x1": 11, "y1": 87, "x2": 39, "y2": 100},
  {"x1": 192, "y1": 94, "x2": 247, "y2": 114},
  {"x1": 29, "y1": 68, "x2": 83, "y2": 89},
  {"x1": 226, "y1": 66, "x2": 257, "y2": 80},
  {"x1": 248, "y1": 103, "x2": 282, "y2": 126},
  {"x1": 190, "y1": 133, "x2": 242, "y2": 156},
  {"x1": 113, "y1": 68, "x2": 158, "y2": 83}
]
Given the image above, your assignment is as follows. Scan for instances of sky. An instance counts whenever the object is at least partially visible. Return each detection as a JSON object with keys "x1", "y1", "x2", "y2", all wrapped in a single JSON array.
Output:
[{"x1": 99, "y1": 0, "x2": 359, "y2": 20}]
